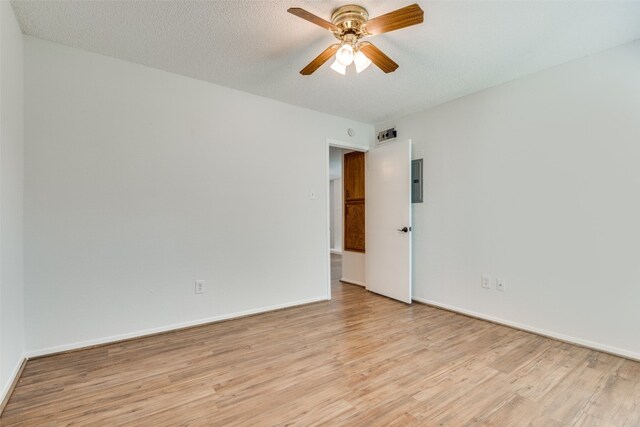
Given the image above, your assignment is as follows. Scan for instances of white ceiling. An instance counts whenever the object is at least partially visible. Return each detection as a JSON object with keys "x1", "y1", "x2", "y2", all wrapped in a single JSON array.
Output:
[{"x1": 11, "y1": 1, "x2": 640, "y2": 123}]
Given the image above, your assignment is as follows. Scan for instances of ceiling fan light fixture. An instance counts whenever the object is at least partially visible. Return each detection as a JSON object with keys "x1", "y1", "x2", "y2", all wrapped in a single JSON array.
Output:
[
  {"x1": 354, "y1": 50, "x2": 372, "y2": 73},
  {"x1": 330, "y1": 58, "x2": 347, "y2": 75},
  {"x1": 335, "y1": 43, "x2": 354, "y2": 66},
  {"x1": 289, "y1": 4, "x2": 423, "y2": 75}
]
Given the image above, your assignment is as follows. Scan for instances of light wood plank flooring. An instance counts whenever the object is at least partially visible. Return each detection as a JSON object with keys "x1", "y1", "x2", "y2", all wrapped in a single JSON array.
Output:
[{"x1": 2, "y1": 254, "x2": 639, "y2": 426}]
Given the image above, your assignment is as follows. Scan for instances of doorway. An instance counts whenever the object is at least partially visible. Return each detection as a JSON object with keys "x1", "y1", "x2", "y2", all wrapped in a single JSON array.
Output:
[
  {"x1": 325, "y1": 138, "x2": 413, "y2": 304},
  {"x1": 326, "y1": 140, "x2": 369, "y2": 299}
]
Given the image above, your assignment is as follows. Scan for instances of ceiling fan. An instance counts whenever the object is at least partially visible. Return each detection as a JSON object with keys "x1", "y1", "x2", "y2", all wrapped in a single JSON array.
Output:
[{"x1": 288, "y1": 3, "x2": 424, "y2": 75}]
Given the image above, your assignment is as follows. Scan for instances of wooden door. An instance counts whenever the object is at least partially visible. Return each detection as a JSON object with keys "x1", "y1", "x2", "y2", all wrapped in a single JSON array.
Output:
[
  {"x1": 344, "y1": 151, "x2": 365, "y2": 201},
  {"x1": 343, "y1": 151, "x2": 365, "y2": 253}
]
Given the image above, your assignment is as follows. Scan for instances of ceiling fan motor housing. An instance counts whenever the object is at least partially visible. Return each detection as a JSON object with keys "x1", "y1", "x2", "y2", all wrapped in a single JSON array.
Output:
[{"x1": 331, "y1": 4, "x2": 369, "y2": 41}]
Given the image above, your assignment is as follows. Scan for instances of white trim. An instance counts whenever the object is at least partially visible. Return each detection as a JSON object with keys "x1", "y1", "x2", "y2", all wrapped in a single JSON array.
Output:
[
  {"x1": 26, "y1": 296, "x2": 327, "y2": 358},
  {"x1": 330, "y1": 248, "x2": 342, "y2": 255},
  {"x1": 413, "y1": 297, "x2": 640, "y2": 362},
  {"x1": 326, "y1": 138, "x2": 370, "y2": 153},
  {"x1": 340, "y1": 278, "x2": 365, "y2": 287},
  {"x1": 1, "y1": 356, "x2": 27, "y2": 409}
]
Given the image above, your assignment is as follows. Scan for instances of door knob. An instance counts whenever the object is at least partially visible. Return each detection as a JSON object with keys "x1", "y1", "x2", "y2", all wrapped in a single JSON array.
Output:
[{"x1": 397, "y1": 227, "x2": 411, "y2": 233}]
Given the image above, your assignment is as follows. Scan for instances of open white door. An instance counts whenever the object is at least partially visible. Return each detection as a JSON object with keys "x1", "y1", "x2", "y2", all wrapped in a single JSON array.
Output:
[{"x1": 366, "y1": 139, "x2": 412, "y2": 304}]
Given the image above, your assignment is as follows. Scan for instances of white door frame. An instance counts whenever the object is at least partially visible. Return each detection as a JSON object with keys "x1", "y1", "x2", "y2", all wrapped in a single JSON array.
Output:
[{"x1": 325, "y1": 138, "x2": 370, "y2": 300}]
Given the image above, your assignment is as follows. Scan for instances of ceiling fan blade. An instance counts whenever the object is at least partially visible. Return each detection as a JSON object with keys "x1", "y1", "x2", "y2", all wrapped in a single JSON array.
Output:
[
  {"x1": 300, "y1": 44, "x2": 340, "y2": 75},
  {"x1": 359, "y1": 42, "x2": 399, "y2": 73},
  {"x1": 287, "y1": 8, "x2": 338, "y2": 32},
  {"x1": 364, "y1": 4, "x2": 424, "y2": 36}
]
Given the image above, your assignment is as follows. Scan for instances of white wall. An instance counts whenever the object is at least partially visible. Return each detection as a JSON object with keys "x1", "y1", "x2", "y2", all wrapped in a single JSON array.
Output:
[
  {"x1": 329, "y1": 146, "x2": 344, "y2": 253},
  {"x1": 329, "y1": 180, "x2": 335, "y2": 249},
  {"x1": 0, "y1": 1, "x2": 25, "y2": 400},
  {"x1": 328, "y1": 147, "x2": 343, "y2": 181},
  {"x1": 342, "y1": 251, "x2": 365, "y2": 286},
  {"x1": 24, "y1": 37, "x2": 373, "y2": 355},
  {"x1": 330, "y1": 178, "x2": 342, "y2": 252},
  {"x1": 379, "y1": 40, "x2": 640, "y2": 359}
]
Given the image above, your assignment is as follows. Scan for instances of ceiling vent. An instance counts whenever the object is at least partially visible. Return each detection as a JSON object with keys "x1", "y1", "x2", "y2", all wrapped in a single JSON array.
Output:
[{"x1": 377, "y1": 127, "x2": 397, "y2": 144}]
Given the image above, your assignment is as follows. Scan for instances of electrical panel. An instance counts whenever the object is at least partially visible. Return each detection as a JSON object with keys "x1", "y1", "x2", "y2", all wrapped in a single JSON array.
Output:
[{"x1": 412, "y1": 159, "x2": 423, "y2": 203}]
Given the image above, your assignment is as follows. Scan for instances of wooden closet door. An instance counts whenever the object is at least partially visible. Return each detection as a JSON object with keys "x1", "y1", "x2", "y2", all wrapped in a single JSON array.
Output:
[
  {"x1": 344, "y1": 201, "x2": 365, "y2": 252},
  {"x1": 343, "y1": 152, "x2": 365, "y2": 202},
  {"x1": 343, "y1": 151, "x2": 365, "y2": 252}
]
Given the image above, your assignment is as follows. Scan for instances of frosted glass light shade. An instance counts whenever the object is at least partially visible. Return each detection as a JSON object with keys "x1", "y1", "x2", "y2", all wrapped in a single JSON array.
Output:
[
  {"x1": 354, "y1": 50, "x2": 372, "y2": 73},
  {"x1": 336, "y1": 44, "x2": 354, "y2": 66},
  {"x1": 330, "y1": 58, "x2": 346, "y2": 75}
]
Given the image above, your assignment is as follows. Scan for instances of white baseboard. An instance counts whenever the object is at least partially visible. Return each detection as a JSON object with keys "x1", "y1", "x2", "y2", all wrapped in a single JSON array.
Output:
[
  {"x1": 413, "y1": 297, "x2": 640, "y2": 362},
  {"x1": 340, "y1": 277, "x2": 365, "y2": 287},
  {"x1": 330, "y1": 248, "x2": 343, "y2": 255},
  {"x1": 26, "y1": 296, "x2": 328, "y2": 358},
  {"x1": 1, "y1": 356, "x2": 27, "y2": 414}
]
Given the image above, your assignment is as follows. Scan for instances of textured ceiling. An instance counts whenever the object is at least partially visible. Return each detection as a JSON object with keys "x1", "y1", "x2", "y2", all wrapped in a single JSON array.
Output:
[{"x1": 11, "y1": 1, "x2": 640, "y2": 123}]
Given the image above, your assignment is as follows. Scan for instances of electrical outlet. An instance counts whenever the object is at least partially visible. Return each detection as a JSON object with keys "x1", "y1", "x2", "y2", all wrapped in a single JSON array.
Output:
[
  {"x1": 496, "y1": 278, "x2": 506, "y2": 292},
  {"x1": 195, "y1": 280, "x2": 205, "y2": 294},
  {"x1": 481, "y1": 275, "x2": 491, "y2": 289}
]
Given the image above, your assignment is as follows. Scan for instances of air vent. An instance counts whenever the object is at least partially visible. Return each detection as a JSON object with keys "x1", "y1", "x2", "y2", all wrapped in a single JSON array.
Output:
[{"x1": 377, "y1": 127, "x2": 397, "y2": 143}]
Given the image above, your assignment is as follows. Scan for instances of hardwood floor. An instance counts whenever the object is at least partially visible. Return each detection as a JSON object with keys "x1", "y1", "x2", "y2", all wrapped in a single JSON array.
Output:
[{"x1": 2, "y1": 254, "x2": 639, "y2": 426}]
